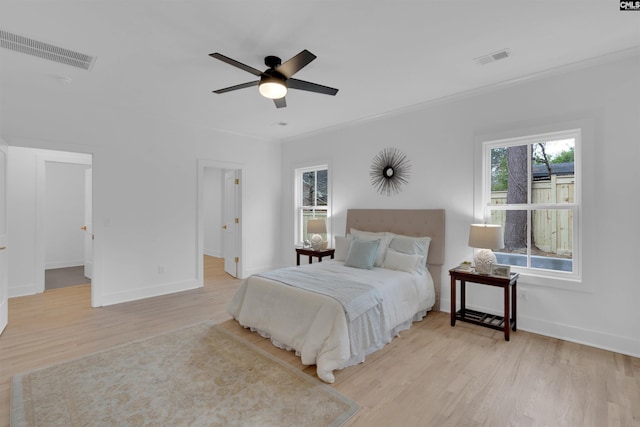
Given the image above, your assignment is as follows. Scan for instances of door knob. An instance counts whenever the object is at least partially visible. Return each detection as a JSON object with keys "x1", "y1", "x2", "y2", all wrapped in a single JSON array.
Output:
[
  {"x1": 81, "y1": 226, "x2": 87, "y2": 231},
  {"x1": 221, "y1": 225, "x2": 227, "y2": 229},
  {"x1": 0, "y1": 246, "x2": 6, "y2": 250}
]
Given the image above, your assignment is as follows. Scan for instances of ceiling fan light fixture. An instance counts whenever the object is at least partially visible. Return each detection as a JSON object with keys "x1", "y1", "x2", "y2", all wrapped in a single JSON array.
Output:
[
  {"x1": 259, "y1": 76, "x2": 287, "y2": 99},
  {"x1": 210, "y1": 50, "x2": 338, "y2": 108}
]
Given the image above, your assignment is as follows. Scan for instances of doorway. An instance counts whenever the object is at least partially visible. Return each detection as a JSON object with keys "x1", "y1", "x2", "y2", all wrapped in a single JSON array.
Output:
[
  {"x1": 197, "y1": 159, "x2": 243, "y2": 285},
  {"x1": 6, "y1": 147, "x2": 93, "y2": 301},
  {"x1": 43, "y1": 161, "x2": 92, "y2": 291}
]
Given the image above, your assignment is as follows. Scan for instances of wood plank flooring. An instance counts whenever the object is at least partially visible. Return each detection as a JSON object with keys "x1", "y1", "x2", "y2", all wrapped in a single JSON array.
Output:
[{"x1": 1, "y1": 256, "x2": 638, "y2": 426}]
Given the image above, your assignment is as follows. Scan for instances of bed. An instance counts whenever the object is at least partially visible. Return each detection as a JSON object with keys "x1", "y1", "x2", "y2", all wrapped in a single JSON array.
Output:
[{"x1": 227, "y1": 209, "x2": 445, "y2": 383}]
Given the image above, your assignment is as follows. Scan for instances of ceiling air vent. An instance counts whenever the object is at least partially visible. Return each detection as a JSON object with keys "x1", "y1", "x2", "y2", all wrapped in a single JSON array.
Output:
[
  {"x1": 0, "y1": 30, "x2": 95, "y2": 70},
  {"x1": 474, "y1": 49, "x2": 511, "y2": 66}
]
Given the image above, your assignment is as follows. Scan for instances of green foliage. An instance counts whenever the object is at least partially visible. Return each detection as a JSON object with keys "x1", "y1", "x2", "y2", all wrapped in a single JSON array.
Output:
[
  {"x1": 491, "y1": 147, "x2": 508, "y2": 191},
  {"x1": 551, "y1": 147, "x2": 574, "y2": 164},
  {"x1": 491, "y1": 144, "x2": 573, "y2": 192}
]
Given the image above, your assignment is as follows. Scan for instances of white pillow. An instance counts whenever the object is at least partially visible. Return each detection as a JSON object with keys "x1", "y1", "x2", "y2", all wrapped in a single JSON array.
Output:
[
  {"x1": 383, "y1": 249, "x2": 422, "y2": 273},
  {"x1": 350, "y1": 228, "x2": 392, "y2": 267},
  {"x1": 388, "y1": 234, "x2": 431, "y2": 263},
  {"x1": 334, "y1": 236, "x2": 352, "y2": 262}
]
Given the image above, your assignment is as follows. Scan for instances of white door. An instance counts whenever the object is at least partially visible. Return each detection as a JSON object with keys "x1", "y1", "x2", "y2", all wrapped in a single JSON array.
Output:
[
  {"x1": 83, "y1": 168, "x2": 93, "y2": 279},
  {"x1": 223, "y1": 170, "x2": 239, "y2": 277},
  {"x1": 0, "y1": 139, "x2": 8, "y2": 334}
]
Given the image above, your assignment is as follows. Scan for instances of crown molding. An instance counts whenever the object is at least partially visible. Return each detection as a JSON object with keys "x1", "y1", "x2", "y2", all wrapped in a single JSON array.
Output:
[{"x1": 280, "y1": 46, "x2": 640, "y2": 144}]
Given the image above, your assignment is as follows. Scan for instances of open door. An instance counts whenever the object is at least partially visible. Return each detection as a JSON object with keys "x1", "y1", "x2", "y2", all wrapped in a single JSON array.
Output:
[
  {"x1": 83, "y1": 168, "x2": 93, "y2": 279},
  {"x1": 222, "y1": 170, "x2": 239, "y2": 277},
  {"x1": 0, "y1": 139, "x2": 8, "y2": 334}
]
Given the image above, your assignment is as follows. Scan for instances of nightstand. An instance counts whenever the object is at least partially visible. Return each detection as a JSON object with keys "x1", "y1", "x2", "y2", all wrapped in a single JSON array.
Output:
[
  {"x1": 296, "y1": 248, "x2": 335, "y2": 265},
  {"x1": 449, "y1": 267, "x2": 519, "y2": 341}
]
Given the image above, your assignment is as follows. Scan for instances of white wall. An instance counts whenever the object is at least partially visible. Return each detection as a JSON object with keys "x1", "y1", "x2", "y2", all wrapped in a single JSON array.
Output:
[
  {"x1": 5, "y1": 106, "x2": 282, "y2": 306},
  {"x1": 203, "y1": 167, "x2": 223, "y2": 257},
  {"x1": 45, "y1": 162, "x2": 90, "y2": 269},
  {"x1": 281, "y1": 52, "x2": 640, "y2": 358}
]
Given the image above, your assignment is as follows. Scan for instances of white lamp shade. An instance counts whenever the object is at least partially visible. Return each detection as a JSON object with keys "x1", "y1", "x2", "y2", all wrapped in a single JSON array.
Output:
[
  {"x1": 468, "y1": 224, "x2": 504, "y2": 250},
  {"x1": 307, "y1": 219, "x2": 326, "y2": 251},
  {"x1": 307, "y1": 219, "x2": 327, "y2": 234}
]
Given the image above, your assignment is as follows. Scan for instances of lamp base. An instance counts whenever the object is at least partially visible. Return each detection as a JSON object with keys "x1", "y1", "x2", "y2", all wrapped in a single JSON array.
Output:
[
  {"x1": 310, "y1": 234, "x2": 323, "y2": 251},
  {"x1": 474, "y1": 249, "x2": 497, "y2": 274}
]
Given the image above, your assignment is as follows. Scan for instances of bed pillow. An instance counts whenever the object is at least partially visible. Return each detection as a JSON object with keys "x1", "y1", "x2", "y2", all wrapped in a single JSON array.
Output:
[
  {"x1": 349, "y1": 228, "x2": 392, "y2": 267},
  {"x1": 334, "y1": 236, "x2": 352, "y2": 262},
  {"x1": 344, "y1": 237, "x2": 380, "y2": 270},
  {"x1": 383, "y1": 249, "x2": 422, "y2": 273},
  {"x1": 349, "y1": 228, "x2": 387, "y2": 238},
  {"x1": 388, "y1": 234, "x2": 431, "y2": 264}
]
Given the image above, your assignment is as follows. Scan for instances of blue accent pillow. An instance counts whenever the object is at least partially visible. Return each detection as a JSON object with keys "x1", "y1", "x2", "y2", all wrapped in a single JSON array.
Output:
[{"x1": 344, "y1": 237, "x2": 380, "y2": 270}]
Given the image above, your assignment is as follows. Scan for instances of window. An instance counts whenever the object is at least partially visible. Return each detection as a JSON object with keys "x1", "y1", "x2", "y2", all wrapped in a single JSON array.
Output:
[
  {"x1": 295, "y1": 165, "x2": 329, "y2": 245},
  {"x1": 482, "y1": 129, "x2": 580, "y2": 281}
]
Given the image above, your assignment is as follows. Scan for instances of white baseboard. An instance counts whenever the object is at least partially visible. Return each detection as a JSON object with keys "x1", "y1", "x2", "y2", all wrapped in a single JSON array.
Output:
[
  {"x1": 204, "y1": 249, "x2": 222, "y2": 258},
  {"x1": 45, "y1": 261, "x2": 84, "y2": 270},
  {"x1": 440, "y1": 297, "x2": 640, "y2": 359},
  {"x1": 8, "y1": 284, "x2": 38, "y2": 298},
  {"x1": 100, "y1": 279, "x2": 202, "y2": 307},
  {"x1": 518, "y1": 314, "x2": 640, "y2": 359}
]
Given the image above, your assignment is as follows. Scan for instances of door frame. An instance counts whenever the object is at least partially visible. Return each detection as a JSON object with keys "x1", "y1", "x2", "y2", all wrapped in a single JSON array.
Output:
[
  {"x1": 84, "y1": 168, "x2": 93, "y2": 279},
  {"x1": 197, "y1": 159, "x2": 244, "y2": 284},
  {"x1": 222, "y1": 169, "x2": 240, "y2": 277},
  {"x1": 35, "y1": 152, "x2": 93, "y2": 295},
  {"x1": 0, "y1": 139, "x2": 7, "y2": 335}
]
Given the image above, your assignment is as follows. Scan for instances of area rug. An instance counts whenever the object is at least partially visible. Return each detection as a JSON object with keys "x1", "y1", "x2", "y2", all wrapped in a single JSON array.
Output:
[{"x1": 11, "y1": 321, "x2": 359, "y2": 426}]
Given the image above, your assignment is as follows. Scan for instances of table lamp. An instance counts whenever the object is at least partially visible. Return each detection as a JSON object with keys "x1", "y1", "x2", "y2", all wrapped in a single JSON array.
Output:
[
  {"x1": 307, "y1": 219, "x2": 326, "y2": 251},
  {"x1": 468, "y1": 224, "x2": 504, "y2": 274}
]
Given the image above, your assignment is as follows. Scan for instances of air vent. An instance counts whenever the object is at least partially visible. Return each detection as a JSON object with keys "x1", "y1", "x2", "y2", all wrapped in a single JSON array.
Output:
[
  {"x1": 474, "y1": 49, "x2": 511, "y2": 66},
  {"x1": 0, "y1": 30, "x2": 95, "y2": 70}
]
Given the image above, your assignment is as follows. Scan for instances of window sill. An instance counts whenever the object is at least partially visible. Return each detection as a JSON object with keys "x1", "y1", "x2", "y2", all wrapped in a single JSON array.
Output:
[{"x1": 515, "y1": 270, "x2": 591, "y2": 293}]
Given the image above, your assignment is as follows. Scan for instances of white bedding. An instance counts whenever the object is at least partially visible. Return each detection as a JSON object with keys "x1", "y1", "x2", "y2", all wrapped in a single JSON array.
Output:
[{"x1": 227, "y1": 260, "x2": 435, "y2": 383}]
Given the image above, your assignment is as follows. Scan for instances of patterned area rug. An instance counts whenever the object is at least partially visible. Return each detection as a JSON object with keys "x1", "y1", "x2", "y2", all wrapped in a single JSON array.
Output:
[{"x1": 11, "y1": 321, "x2": 359, "y2": 426}]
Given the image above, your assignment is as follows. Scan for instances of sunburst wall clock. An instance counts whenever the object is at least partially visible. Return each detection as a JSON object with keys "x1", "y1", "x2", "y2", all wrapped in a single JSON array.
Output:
[{"x1": 369, "y1": 147, "x2": 411, "y2": 196}]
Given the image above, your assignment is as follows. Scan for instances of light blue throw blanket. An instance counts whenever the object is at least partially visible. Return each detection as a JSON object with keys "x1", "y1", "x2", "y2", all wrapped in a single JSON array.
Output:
[{"x1": 256, "y1": 265, "x2": 382, "y2": 321}]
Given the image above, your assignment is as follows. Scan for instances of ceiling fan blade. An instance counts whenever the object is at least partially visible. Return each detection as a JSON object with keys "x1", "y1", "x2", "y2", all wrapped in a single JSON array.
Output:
[
  {"x1": 273, "y1": 97, "x2": 287, "y2": 109},
  {"x1": 288, "y1": 78, "x2": 339, "y2": 96},
  {"x1": 209, "y1": 53, "x2": 263, "y2": 76},
  {"x1": 277, "y1": 50, "x2": 316, "y2": 78},
  {"x1": 213, "y1": 80, "x2": 258, "y2": 94}
]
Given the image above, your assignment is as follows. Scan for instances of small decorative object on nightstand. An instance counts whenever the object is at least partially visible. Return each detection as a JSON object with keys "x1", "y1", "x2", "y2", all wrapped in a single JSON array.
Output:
[
  {"x1": 459, "y1": 261, "x2": 472, "y2": 271},
  {"x1": 468, "y1": 224, "x2": 504, "y2": 274},
  {"x1": 490, "y1": 263, "x2": 511, "y2": 278}
]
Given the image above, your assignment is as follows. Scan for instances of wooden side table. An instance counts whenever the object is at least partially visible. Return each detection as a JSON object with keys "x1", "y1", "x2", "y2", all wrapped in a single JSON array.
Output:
[
  {"x1": 296, "y1": 248, "x2": 335, "y2": 265},
  {"x1": 449, "y1": 267, "x2": 519, "y2": 341}
]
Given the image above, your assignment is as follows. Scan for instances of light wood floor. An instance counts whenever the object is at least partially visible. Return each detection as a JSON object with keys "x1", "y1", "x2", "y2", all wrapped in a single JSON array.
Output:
[{"x1": 1, "y1": 256, "x2": 638, "y2": 426}]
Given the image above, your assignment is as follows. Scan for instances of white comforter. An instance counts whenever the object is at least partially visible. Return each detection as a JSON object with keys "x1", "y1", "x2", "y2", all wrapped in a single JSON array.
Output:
[{"x1": 227, "y1": 261, "x2": 435, "y2": 383}]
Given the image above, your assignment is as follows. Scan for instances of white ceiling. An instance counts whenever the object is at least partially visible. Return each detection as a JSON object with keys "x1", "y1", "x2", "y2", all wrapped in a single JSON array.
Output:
[{"x1": 1, "y1": 1, "x2": 639, "y2": 143}]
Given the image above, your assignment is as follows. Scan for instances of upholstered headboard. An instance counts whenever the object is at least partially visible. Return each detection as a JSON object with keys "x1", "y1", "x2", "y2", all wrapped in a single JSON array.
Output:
[{"x1": 345, "y1": 209, "x2": 445, "y2": 310}]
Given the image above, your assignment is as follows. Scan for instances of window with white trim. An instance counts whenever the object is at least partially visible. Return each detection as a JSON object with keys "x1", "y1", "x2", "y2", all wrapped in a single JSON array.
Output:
[
  {"x1": 482, "y1": 129, "x2": 580, "y2": 281},
  {"x1": 295, "y1": 165, "x2": 329, "y2": 245}
]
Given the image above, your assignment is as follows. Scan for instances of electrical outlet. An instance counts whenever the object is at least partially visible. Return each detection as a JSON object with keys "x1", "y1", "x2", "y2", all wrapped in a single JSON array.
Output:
[
  {"x1": 158, "y1": 265, "x2": 164, "y2": 275},
  {"x1": 521, "y1": 289, "x2": 528, "y2": 301}
]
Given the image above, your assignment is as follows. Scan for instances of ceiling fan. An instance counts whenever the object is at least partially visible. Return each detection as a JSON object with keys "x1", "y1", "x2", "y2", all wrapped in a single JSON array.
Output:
[{"x1": 209, "y1": 49, "x2": 338, "y2": 108}]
